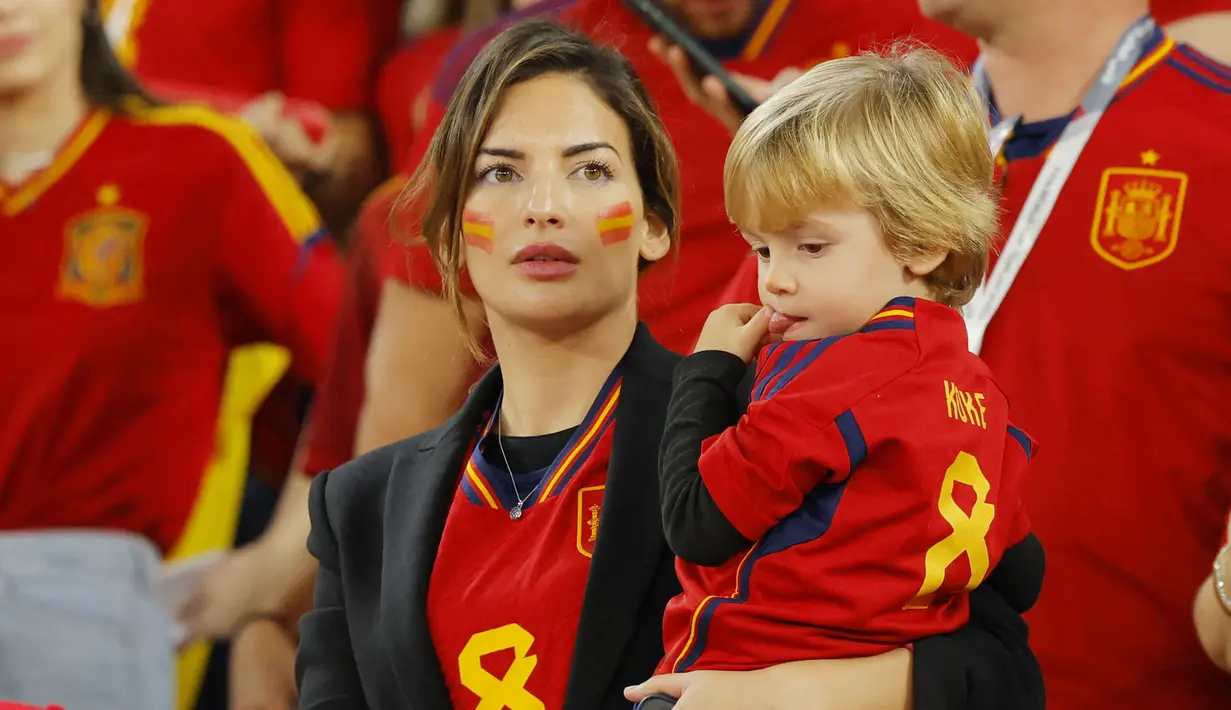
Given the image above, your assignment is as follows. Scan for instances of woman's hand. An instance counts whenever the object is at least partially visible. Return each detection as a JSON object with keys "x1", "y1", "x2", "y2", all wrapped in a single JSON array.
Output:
[{"x1": 625, "y1": 648, "x2": 913, "y2": 710}]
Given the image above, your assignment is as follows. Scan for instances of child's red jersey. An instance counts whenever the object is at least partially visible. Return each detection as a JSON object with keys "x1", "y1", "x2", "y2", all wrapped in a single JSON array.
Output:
[{"x1": 661, "y1": 299, "x2": 1032, "y2": 671}]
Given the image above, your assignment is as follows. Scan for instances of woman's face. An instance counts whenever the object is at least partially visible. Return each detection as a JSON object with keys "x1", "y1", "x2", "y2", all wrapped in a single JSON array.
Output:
[
  {"x1": 0, "y1": 0, "x2": 83, "y2": 99},
  {"x1": 463, "y1": 72, "x2": 669, "y2": 336}
]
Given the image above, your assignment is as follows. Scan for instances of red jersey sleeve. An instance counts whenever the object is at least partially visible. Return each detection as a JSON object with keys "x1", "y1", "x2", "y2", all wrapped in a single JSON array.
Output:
[
  {"x1": 213, "y1": 119, "x2": 343, "y2": 383},
  {"x1": 700, "y1": 329, "x2": 920, "y2": 541},
  {"x1": 379, "y1": 163, "x2": 478, "y2": 297},
  {"x1": 279, "y1": 0, "x2": 379, "y2": 111},
  {"x1": 1153, "y1": 0, "x2": 1231, "y2": 25},
  {"x1": 303, "y1": 179, "x2": 404, "y2": 475}
]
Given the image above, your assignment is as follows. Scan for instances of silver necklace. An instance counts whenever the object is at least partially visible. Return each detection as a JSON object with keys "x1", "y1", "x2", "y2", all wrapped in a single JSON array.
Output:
[{"x1": 495, "y1": 407, "x2": 547, "y2": 520}]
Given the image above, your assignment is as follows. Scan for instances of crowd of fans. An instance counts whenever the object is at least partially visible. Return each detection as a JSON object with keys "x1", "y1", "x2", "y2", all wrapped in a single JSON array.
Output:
[{"x1": 2, "y1": 0, "x2": 1231, "y2": 709}]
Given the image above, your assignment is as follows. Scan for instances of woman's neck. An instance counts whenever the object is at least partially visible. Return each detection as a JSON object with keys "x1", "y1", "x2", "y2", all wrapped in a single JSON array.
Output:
[
  {"x1": 490, "y1": 303, "x2": 638, "y2": 437},
  {"x1": 0, "y1": 70, "x2": 88, "y2": 172},
  {"x1": 978, "y1": 0, "x2": 1149, "y2": 122}
]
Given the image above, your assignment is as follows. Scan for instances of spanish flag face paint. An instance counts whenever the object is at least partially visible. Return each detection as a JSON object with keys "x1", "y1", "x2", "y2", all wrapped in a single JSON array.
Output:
[
  {"x1": 462, "y1": 210, "x2": 494, "y2": 253},
  {"x1": 596, "y1": 201, "x2": 634, "y2": 245}
]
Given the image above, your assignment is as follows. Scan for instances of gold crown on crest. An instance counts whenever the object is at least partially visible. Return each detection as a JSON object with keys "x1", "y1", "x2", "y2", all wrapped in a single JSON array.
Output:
[{"x1": 1121, "y1": 178, "x2": 1164, "y2": 200}]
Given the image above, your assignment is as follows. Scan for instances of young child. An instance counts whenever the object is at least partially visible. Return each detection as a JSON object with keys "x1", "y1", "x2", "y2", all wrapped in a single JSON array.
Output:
[{"x1": 655, "y1": 46, "x2": 1042, "y2": 674}]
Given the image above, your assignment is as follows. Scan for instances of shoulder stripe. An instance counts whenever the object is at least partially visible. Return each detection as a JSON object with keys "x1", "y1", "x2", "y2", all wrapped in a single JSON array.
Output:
[
  {"x1": 834, "y1": 410, "x2": 867, "y2": 474},
  {"x1": 752, "y1": 340, "x2": 805, "y2": 401},
  {"x1": 126, "y1": 103, "x2": 323, "y2": 241},
  {"x1": 1178, "y1": 45, "x2": 1231, "y2": 82},
  {"x1": 1164, "y1": 57, "x2": 1231, "y2": 96},
  {"x1": 1007, "y1": 426, "x2": 1034, "y2": 460},
  {"x1": 765, "y1": 335, "x2": 845, "y2": 400}
]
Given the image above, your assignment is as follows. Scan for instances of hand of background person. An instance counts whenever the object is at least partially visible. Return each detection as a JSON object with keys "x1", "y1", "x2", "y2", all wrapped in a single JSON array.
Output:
[
  {"x1": 648, "y1": 37, "x2": 802, "y2": 134},
  {"x1": 228, "y1": 619, "x2": 300, "y2": 710},
  {"x1": 241, "y1": 91, "x2": 339, "y2": 181},
  {"x1": 179, "y1": 543, "x2": 273, "y2": 642}
]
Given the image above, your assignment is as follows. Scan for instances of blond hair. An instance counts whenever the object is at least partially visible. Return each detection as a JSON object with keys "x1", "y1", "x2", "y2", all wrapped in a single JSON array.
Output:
[{"x1": 724, "y1": 45, "x2": 997, "y2": 307}]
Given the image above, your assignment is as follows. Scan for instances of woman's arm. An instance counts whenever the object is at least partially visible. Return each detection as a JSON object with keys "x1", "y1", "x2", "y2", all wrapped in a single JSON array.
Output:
[
  {"x1": 628, "y1": 535, "x2": 1045, "y2": 710},
  {"x1": 295, "y1": 470, "x2": 369, "y2": 709}
]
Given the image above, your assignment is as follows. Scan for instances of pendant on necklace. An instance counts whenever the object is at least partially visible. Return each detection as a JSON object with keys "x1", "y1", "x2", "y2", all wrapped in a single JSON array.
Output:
[{"x1": 509, "y1": 504, "x2": 523, "y2": 520}]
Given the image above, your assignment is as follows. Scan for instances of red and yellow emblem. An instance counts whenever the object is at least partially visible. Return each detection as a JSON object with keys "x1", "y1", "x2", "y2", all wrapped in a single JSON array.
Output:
[
  {"x1": 59, "y1": 187, "x2": 147, "y2": 307},
  {"x1": 1090, "y1": 165, "x2": 1186, "y2": 271},
  {"x1": 576, "y1": 485, "x2": 605, "y2": 558}
]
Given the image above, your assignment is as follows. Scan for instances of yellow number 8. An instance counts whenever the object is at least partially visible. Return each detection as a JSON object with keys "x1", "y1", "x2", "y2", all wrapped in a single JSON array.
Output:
[
  {"x1": 905, "y1": 451, "x2": 996, "y2": 609},
  {"x1": 458, "y1": 623, "x2": 545, "y2": 710}
]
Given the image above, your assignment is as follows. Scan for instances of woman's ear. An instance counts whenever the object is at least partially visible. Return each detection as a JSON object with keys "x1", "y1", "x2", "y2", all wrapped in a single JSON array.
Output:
[{"x1": 639, "y1": 213, "x2": 671, "y2": 263}]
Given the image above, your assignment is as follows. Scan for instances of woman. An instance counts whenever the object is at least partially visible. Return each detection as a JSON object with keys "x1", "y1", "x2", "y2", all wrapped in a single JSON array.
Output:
[
  {"x1": 0, "y1": 1, "x2": 339, "y2": 709},
  {"x1": 296, "y1": 19, "x2": 1042, "y2": 710}
]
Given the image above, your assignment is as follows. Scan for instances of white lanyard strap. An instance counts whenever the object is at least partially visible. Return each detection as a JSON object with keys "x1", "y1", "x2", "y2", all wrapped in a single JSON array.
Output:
[{"x1": 964, "y1": 16, "x2": 1159, "y2": 354}]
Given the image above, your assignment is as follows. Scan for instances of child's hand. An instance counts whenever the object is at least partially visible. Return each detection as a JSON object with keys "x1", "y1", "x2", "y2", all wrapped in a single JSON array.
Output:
[{"x1": 694, "y1": 304, "x2": 774, "y2": 362}]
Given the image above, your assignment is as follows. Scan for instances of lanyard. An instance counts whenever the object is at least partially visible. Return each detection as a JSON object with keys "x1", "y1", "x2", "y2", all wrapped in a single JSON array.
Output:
[{"x1": 964, "y1": 16, "x2": 1159, "y2": 355}]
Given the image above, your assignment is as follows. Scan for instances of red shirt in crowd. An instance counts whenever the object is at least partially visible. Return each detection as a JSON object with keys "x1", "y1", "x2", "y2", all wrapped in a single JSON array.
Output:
[
  {"x1": 302, "y1": 177, "x2": 407, "y2": 475},
  {"x1": 101, "y1": 0, "x2": 382, "y2": 112},
  {"x1": 376, "y1": 26, "x2": 463, "y2": 170},
  {"x1": 0, "y1": 104, "x2": 341, "y2": 551}
]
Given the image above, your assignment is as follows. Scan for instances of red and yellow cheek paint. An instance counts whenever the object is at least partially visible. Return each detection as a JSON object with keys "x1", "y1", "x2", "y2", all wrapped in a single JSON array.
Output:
[
  {"x1": 462, "y1": 210, "x2": 494, "y2": 253},
  {"x1": 596, "y1": 201, "x2": 634, "y2": 245}
]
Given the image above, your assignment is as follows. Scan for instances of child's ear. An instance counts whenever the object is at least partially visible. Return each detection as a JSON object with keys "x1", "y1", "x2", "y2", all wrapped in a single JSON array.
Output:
[{"x1": 906, "y1": 249, "x2": 948, "y2": 277}]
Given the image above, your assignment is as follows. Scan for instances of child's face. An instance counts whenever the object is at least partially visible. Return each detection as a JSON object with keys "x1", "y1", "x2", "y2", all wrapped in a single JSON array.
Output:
[{"x1": 743, "y1": 203, "x2": 935, "y2": 340}]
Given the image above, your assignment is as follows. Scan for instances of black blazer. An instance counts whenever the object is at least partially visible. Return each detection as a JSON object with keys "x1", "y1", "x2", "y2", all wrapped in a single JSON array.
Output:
[{"x1": 296, "y1": 324, "x2": 1044, "y2": 710}]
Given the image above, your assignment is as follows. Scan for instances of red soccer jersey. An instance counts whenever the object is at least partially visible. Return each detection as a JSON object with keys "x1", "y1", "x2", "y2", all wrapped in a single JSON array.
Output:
[
  {"x1": 302, "y1": 177, "x2": 406, "y2": 475},
  {"x1": 660, "y1": 298, "x2": 1033, "y2": 672},
  {"x1": 376, "y1": 26, "x2": 462, "y2": 171},
  {"x1": 101, "y1": 0, "x2": 380, "y2": 111},
  {"x1": 0, "y1": 104, "x2": 341, "y2": 551},
  {"x1": 387, "y1": 0, "x2": 977, "y2": 354},
  {"x1": 427, "y1": 370, "x2": 621, "y2": 710},
  {"x1": 975, "y1": 34, "x2": 1231, "y2": 708}
]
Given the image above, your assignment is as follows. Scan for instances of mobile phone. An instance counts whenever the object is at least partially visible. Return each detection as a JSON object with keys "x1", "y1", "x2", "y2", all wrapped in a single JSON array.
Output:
[
  {"x1": 625, "y1": 0, "x2": 762, "y2": 117},
  {"x1": 633, "y1": 694, "x2": 679, "y2": 710}
]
